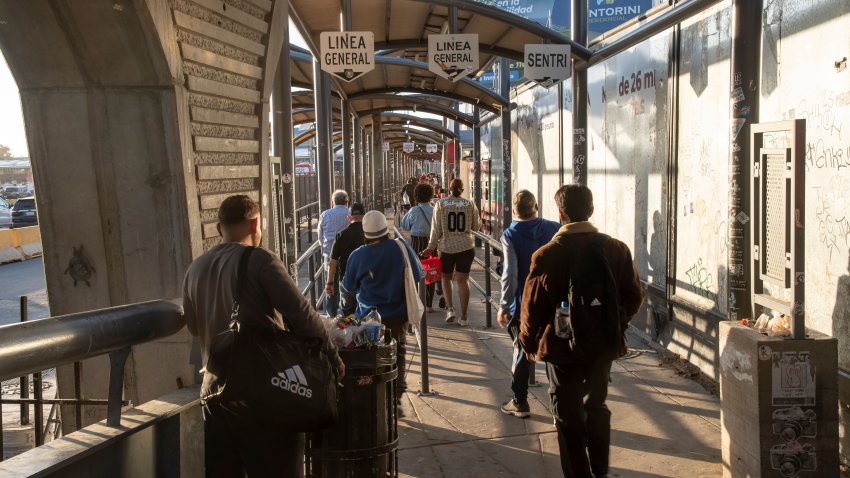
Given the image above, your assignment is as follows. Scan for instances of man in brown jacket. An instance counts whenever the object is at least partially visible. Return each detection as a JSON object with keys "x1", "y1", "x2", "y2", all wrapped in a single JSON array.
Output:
[{"x1": 519, "y1": 184, "x2": 643, "y2": 478}]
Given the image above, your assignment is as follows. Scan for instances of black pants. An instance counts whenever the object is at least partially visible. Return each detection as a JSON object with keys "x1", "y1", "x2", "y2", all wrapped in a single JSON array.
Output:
[
  {"x1": 547, "y1": 360, "x2": 613, "y2": 478},
  {"x1": 385, "y1": 317, "x2": 407, "y2": 395},
  {"x1": 203, "y1": 402, "x2": 304, "y2": 477}
]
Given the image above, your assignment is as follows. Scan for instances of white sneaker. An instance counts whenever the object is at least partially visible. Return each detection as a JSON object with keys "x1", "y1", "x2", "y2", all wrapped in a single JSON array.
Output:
[
  {"x1": 445, "y1": 308, "x2": 456, "y2": 323},
  {"x1": 458, "y1": 317, "x2": 468, "y2": 327}
]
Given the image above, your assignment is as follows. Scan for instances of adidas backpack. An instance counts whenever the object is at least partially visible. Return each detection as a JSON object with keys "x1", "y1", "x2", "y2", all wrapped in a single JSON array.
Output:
[{"x1": 554, "y1": 233, "x2": 626, "y2": 362}]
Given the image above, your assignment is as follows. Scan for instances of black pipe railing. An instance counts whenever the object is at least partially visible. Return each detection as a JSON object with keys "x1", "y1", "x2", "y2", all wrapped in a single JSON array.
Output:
[
  {"x1": 0, "y1": 299, "x2": 183, "y2": 458},
  {"x1": 295, "y1": 201, "x2": 320, "y2": 253}
]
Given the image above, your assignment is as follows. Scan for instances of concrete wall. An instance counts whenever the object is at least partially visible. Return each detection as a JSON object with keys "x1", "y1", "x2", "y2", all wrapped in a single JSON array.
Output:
[{"x1": 0, "y1": 0, "x2": 286, "y2": 427}]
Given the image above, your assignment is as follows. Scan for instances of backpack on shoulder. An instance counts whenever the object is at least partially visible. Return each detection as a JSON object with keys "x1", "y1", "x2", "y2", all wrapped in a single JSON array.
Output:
[
  {"x1": 552, "y1": 233, "x2": 628, "y2": 362},
  {"x1": 200, "y1": 247, "x2": 339, "y2": 432}
]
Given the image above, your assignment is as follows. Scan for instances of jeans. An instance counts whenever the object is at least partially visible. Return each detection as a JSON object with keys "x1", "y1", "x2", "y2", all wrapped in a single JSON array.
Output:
[
  {"x1": 324, "y1": 258, "x2": 339, "y2": 316},
  {"x1": 203, "y1": 402, "x2": 304, "y2": 477},
  {"x1": 547, "y1": 359, "x2": 613, "y2": 478},
  {"x1": 507, "y1": 319, "x2": 530, "y2": 404}
]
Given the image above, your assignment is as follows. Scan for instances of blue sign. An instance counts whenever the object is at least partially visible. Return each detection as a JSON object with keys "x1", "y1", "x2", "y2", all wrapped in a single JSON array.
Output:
[
  {"x1": 587, "y1": 0, "x2": 654, "y2": 37},
  {"x1": 477, "y1": 0, "x2": 569, "y2": 35}
]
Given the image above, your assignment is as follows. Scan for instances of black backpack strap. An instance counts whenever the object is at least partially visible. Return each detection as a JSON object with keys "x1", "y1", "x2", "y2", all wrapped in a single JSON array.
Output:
[{"x1": 230, "y1": 246, "x2": 256, "y2": 325}]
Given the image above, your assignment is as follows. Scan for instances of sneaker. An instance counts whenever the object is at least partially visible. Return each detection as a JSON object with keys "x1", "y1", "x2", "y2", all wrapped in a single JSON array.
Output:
[
  {"x1": 500, "y1": 400, "x2": 530, "y2": 418},
  {"x1": 458, "y1": 316, "x2": 468, "y2": 327},
  {"x1": 445, "y1": 308, "x2": 456, "y2": 323}
]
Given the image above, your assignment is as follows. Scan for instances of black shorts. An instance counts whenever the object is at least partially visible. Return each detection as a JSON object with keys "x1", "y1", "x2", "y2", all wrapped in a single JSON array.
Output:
[{"x1": 441, "y1": 248, "x2": 475, "y2": 274}]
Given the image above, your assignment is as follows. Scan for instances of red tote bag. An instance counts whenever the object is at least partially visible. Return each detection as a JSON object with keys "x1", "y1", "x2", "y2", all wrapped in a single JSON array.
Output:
[{"x1": 420, "y1": 257, "x2": 442, "y2": 285}]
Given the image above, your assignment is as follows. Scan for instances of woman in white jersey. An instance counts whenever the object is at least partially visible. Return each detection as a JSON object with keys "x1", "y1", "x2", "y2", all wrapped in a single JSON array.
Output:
[{"x1": 423, "y1": 179, "x2": 481, "y2": 326}]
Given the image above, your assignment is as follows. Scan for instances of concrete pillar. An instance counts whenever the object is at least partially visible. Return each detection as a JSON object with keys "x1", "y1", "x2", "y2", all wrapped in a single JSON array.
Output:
[
  {"x1": 342, "y1": 102, "x2": 353, "y2": 194},
  {"x1": 0, "y1": 0, "x2": 289, "y2": 427},
  {"x1": 273, "y1": 3, "x2": 296, "y2": 276},
  {"x1": 313, "y1": 63, "x2": 332, "y2": 212},
  {"x1": 371, "y1": 115, "x2": 383, "y2": 211}
]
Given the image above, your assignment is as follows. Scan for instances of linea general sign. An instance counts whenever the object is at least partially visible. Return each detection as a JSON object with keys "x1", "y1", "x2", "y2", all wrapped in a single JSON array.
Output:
[
  {"x1": 403, "y1": 142, "x2": 415, "y2": 153},
  {"x1": 428, "y1": 34, "x2": 479, "y2": 82},
  {"x1": 524, "y1": 44, "x2": 571, "y2": 89},
  {"x1": 320, "y1": 31, "x2": 375, "y2": 82}
]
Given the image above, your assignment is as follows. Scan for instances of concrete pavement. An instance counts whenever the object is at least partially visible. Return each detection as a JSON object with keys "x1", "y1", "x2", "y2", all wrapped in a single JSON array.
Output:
[{"x1": 395, "y1": 289, "x2": 722, "y2": 477}]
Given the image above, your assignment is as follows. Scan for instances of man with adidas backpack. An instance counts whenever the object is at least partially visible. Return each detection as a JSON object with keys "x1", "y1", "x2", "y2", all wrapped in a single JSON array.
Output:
[{"x1": 519, "y1": 184, "x2": 643, "y2": 478}]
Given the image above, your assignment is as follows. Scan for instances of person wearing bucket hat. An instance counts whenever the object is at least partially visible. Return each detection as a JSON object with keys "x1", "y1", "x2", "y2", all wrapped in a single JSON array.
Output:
[
  {"x1": 325, "y1": 202, "x2": 366, "y2": 316},
  {"x1": 342, "y1": 210, "x2": 424, "y2": 401}
]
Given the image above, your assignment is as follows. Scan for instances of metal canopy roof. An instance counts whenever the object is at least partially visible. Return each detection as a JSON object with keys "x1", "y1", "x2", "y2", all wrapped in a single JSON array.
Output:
[
  {"x1": 290, "y1": 46, "x2": 507, "y2": 114},
  {"x1": 292, "y1": 107, "x2": 342, "y2": 126},
  {"x1": 361, "y1": 113, "x2": 456, "y2": 138},
  {"x1": 290, "y1": 0, "x2": 590, "y2": 72}
]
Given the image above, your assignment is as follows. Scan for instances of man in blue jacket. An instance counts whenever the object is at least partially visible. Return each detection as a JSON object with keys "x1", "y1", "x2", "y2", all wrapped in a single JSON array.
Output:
[
  {"x1": 498, "y1": 190, "x2": 560, "y2": 418},
  {"x1": 343, "y1": 210, "x2": 424, "y2": 401}
]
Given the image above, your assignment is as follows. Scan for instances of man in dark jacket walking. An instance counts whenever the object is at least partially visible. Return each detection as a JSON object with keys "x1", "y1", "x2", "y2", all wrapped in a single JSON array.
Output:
[
  {"x1": 519, "y1": 184, "x2": 643, "y2": 478},
  {"x1": 498, "y1": 190, "x2": 560, "y2": 418}
]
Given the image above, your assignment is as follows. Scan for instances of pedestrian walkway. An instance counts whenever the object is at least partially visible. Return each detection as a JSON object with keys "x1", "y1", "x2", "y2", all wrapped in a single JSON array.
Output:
[{"x1": 395, "y1": 281, "x2": 722, "y2": 477}]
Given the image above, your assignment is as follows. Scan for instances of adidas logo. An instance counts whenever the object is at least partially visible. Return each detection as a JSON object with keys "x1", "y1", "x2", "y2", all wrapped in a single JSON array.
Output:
[
  {"x1": 270, "y1": 365, "x2": 313, "y2": 398},
  {"x1": 590, "y1": 298, "x2": 602, "y2": 306}
]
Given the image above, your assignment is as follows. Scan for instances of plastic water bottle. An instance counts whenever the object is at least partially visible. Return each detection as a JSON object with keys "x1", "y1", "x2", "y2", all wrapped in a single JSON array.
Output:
[
  {"x1": 554, "y1": 300, "x2": 571, "y2": 339},
  {"x1": 363, "y1": 306, "x2": 383, "y2": 344}
]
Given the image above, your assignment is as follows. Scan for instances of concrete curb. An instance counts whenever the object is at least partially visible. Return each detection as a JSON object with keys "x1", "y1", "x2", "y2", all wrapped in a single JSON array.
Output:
[{"x1": 0, "y1": 226, "x2": 42, "y2": 264}]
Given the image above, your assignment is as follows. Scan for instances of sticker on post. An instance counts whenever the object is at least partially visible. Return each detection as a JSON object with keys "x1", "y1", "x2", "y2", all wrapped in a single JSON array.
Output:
[
  {"x1": 771, "y1": 351, "x2": 816, "y2": 407},
  {"x1": 428, "y1": 34, "x2": 479, "y2": 82},
  {"x1": 524, "y1": 44, "x2": 571, "y2": 89},
  {"x1": 320, "y1": 31, "x2": 375, "y2": 82}
]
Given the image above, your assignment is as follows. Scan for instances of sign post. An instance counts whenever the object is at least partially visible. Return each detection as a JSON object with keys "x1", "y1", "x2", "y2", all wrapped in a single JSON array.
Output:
[
  {"x1": 320, "y1": 31, "x2": 375, "y2": 82},
  {"x1": 428, "y1": 34, "x2": 479, "y2": 82},
  {"x1": 524, "y1": 44, "x2": 571, "y2": 89}
]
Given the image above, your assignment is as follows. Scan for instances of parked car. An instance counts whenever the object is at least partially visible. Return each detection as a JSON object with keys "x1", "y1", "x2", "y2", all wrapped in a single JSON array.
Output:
[
  {"x1": 11, "y1": 197, "x2": 37, "y2": 228},
  {"x1": 1, "y1": 186, "x2": 29, "y2": 200},
  {"x1": 0, "y1": 200, "x2": 11, "y2": 228}
]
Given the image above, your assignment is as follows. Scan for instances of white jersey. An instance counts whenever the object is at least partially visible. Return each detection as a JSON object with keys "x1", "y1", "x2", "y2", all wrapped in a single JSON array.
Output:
[{"x1": 427, "y1": 196, "x2": 480, "y2": 254}]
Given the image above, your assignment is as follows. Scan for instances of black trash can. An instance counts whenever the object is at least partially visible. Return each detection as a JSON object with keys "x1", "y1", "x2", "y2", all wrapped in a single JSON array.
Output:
[{"x1": 306, "y1": 340, "x2": 399, "y2": 477}]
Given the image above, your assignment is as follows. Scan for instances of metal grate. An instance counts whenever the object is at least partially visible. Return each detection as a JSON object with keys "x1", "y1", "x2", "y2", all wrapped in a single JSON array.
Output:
[{"x1": 763, "y1": 152, "x2": 787, "y2": 283}]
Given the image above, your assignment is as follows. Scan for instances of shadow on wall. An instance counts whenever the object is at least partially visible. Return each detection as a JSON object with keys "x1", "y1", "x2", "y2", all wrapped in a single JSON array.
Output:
[{"x1": 831, "y1": 249, "x2": 850, "y2": 371}]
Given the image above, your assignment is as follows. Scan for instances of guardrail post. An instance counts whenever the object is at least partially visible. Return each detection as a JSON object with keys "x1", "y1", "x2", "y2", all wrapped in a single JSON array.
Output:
[
  {"x1": 308, "y1": 254, "x2": 317, "y2": 307},
  {"x1": 106, "y1": 347, "x2": 130, "y2": 427},
  {"x1": 484, "y1": 242, "x2": 492, "y2": 328},
  {"x1": 33, "y1": 371, "x2": 43, "y2": 445},
  {"x1": 19, "y1": 296, "x2": 29, "y2": 426},
  {"x1": 418, "y1": 278, "x2": 430, "y2": 395}
]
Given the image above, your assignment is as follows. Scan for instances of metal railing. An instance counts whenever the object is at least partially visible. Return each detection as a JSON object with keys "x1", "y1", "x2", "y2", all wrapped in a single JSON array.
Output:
[
  {"x1": 0, "y1": 300, "x2": 183, "y2": 459},
  {"x1": 392, "y1": 226, "x2": 430, "y2": 395},
  {"x1": 295, "y1": 201, "x2": 320, "y2": 253},
  {"x1": 294, "y1": 240, "x2": 326, "y2": 309},
  {"x1": 470, "y1": 231, "x2": 502, "y2": 329},
  {"x1": 469, "y1": 230, "x2": 538, "y2": 385}
]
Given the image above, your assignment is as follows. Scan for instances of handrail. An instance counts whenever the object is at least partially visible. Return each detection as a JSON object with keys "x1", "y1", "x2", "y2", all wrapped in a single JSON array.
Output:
[
  {"x1": 295, "y1": 201, "x2": 319, "y2": 214},
  {"x1": 0, "y1": 300, "x2": 183, "y2": 382},
  {"x1": 294, "y1": 240, "x2": 322, "y2": 268},
  {"x1": 0, "y1": 300, "x2": 184, "y2": 427}
]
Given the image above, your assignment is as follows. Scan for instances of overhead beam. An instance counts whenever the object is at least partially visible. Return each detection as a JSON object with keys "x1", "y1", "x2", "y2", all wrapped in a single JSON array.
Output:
[{"x1": 349, "y1": 88, "x2": 502, "y2": 114}]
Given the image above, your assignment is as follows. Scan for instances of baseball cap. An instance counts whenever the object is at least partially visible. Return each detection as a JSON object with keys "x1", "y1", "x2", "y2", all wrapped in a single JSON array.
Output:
[
  {"x1": 362, "y1": 211, "x2": 388, "y2": 239},
  {"x1": 349, "y1": 202, "x2": 365, "y2": 216}
]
